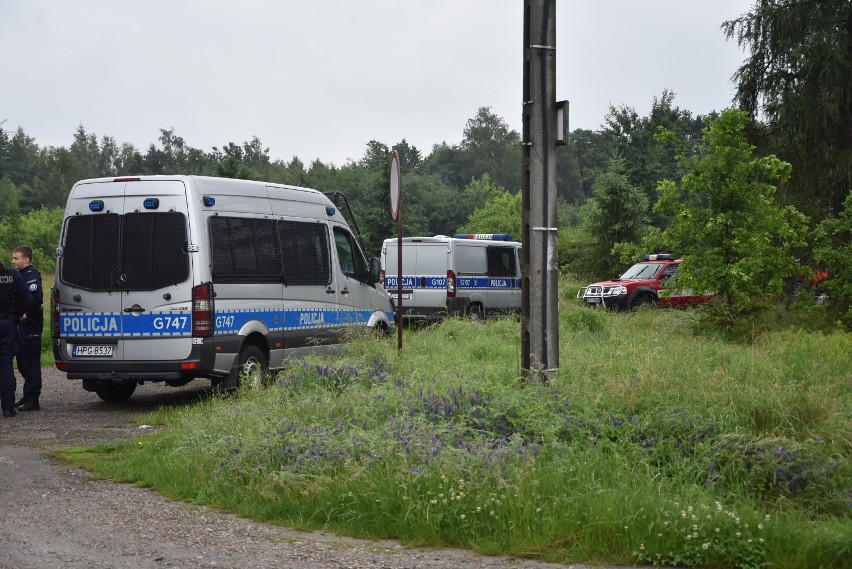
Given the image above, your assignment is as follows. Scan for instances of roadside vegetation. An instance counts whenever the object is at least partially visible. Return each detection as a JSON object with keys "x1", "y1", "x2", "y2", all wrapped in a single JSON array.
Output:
[{"x1": 58, "y1": 292, "x2": 851, "y2": 569}]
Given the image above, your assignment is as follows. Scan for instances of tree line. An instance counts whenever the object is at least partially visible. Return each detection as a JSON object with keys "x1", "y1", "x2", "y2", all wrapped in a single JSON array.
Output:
[{"x1": 0, "y1": 94, "x2": 719, "y2": 267}]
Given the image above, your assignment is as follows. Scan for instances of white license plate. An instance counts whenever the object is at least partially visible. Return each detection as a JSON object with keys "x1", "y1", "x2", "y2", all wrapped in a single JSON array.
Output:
[
  {"x1": 586, "y1": 297, "x2": 601, "y2": 304},
  {"x1": 71, "y1": 344, "x2": 114, "y2": 357}
]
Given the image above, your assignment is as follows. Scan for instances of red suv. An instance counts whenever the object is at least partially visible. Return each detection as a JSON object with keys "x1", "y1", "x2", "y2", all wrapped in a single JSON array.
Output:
[{"x1": 578, "y1": 254, "x2": 713, "y2": 309}]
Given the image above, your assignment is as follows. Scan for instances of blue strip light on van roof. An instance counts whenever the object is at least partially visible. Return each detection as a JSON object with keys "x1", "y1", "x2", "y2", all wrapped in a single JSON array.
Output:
[
  {"x1": 143, "y1": 198, "x2": 159, "y2": 209},
  {"x1": 203, "y1": 195, "x2": 216, "y2": 207},
  {"x1": 89, "y1": 200, "x2": 104, "y2": 212},
  {"x1": 326, "y1": 206, "x2": 336, "y2": 216}
]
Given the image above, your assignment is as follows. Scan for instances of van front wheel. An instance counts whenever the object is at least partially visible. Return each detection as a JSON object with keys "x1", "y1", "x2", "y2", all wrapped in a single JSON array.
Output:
[
  {"x1": 218, "y1": 344, "x2": 267, "y2": 391},
  {"x1": 94, "y1": 382, "x2": 137, "y2": 402}
]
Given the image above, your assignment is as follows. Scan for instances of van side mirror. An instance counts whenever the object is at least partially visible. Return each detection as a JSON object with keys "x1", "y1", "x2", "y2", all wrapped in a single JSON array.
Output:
[{"x1": 368, "y1": 257, "x2": 382, "y2": 284}]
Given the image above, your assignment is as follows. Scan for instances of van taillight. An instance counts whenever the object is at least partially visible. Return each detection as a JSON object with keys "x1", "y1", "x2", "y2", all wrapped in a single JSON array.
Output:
[
  {"x1": 380, "y1": 269, "x2": 385, "y2": 282},
  {"x1": 447, "y1": 270, "x2": 456, "y2": 298},
  {"x1": 192, "y1": 283, "x2": 214, "y2": 337},
  {"x1": 51, "y1": 286, "x2": 60, "y2": 339}
]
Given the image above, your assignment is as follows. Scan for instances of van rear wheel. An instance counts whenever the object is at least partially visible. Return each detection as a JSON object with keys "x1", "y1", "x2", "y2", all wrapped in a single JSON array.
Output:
[
  {"x1": 218, "y1": 344, "x2": 268, "y2": 391},
  {"x1": 94, "y1": 382, "x2": 137, "y2": 402}
]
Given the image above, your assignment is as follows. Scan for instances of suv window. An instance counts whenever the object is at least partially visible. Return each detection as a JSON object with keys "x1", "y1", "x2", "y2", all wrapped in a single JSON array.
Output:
[{"x1": 661, "y1": 264, "x2": 679, "y2": 279}]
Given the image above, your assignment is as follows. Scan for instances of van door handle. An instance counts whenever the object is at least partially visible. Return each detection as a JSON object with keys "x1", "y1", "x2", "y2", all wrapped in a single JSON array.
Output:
[
  {"x1": 340, "y1": 287, "x2": 350, "y2": 295},
  {"x1": 326, "y1": 288, "x2": 335, "y2": 295},
  {"x1": 123, "y1": 304, "x2": 145, "y2": 313}
]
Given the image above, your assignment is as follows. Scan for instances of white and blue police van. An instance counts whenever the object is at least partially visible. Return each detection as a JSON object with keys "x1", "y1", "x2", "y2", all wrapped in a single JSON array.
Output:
[
  {"x1": 381, "y1": 234, "x2": 522, "y2": 322},
  {"x1": 52, "y1": 175, "x2": 393, "y2": 401}
]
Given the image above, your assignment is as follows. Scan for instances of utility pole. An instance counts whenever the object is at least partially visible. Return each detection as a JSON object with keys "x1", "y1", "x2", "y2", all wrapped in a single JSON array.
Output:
[{"x1": 521, "y1": 0, "x2": 560, "y2": 382}]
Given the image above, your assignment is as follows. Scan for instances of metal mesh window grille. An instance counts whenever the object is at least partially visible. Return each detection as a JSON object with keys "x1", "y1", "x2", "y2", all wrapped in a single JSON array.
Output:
[
  {"x1": 210, "y1": 217, "x2": 282, "y2": 279},
  {"x1": 61, "y1": 213, "x2": 189, "y2": 291},
  {"x1": 278, "y1": 220, "x2": 331, "y2": 286},
  {"x1": 61, "y1": 214, "x2": 121, "y2": 291},
  {"x1": 121, "y1": 213, "x2": 189, "y2": 290}
]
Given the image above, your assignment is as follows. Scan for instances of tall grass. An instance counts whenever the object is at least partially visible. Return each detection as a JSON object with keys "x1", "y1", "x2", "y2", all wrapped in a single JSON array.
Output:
[{"x1": 58, "y1": 300, "x2": 851, "y2": 568}]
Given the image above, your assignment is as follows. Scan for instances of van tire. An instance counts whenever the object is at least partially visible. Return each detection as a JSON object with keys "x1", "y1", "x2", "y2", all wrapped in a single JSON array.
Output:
[
  {"x1": 218, "y1": 344, "x2": 267, "y2": 391},
  {"x1": 94, "y1": 382, "x2": 137, "y2": 402}
]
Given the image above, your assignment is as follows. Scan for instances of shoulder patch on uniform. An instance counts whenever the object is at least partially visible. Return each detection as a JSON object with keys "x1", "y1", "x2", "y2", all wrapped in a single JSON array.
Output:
[{"x1": 30, "y1": 283, "x2": 38, "y2": 291}]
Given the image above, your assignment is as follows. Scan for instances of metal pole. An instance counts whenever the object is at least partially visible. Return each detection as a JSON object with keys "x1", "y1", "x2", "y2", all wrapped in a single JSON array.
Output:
[
  {"x1": 522, "y1": 0, "x2": 559, "y2": 381},
  {"x1": 396, "y1": 199, "x2": 403, "y2": 351}
]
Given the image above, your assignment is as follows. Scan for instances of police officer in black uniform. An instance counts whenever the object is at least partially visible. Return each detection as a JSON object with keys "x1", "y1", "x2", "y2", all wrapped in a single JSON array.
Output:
[
  {"x1": 0, "y1": 257, "x2": 33, "y2": 417},
  {"x1": 12, "y1": 246, "x2": 43, "y2": 411}
]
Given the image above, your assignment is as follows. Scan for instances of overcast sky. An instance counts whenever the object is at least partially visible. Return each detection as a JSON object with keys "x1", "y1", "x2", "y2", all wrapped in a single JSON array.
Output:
[{"x1": 1, "y1": 0, "x2": 751, "y2": 167}]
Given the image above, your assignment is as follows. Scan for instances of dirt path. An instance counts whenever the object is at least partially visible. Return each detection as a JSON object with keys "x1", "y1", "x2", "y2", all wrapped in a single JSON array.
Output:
[{"x1": 0, "y1": 368, "x2": 631, "y2": 569}]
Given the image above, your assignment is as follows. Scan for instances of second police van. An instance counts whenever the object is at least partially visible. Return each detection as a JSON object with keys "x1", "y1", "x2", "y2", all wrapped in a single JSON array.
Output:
[
  {"x1": 52, "y1": 175, "x2": 393, "y2": 401},
  {"x1": 381, "y1": 234, "x2": 522, "y2": 322}
]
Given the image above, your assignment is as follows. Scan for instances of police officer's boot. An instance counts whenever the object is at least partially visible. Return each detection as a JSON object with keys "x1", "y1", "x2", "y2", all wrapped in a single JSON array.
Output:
[
  {"x1": 14, "y1": 396, "x2": 25, "y2": 407},
  {"x1": 17, "y1": 396, "x2": 40, "y2": 411}
]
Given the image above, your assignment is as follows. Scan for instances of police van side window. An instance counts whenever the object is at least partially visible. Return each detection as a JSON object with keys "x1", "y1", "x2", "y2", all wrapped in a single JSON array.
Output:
[
  {"x1": 486, "y1": 246, "x2": 516, "y2": 278},
  {"x1": 210, "y1": 217, "x2": 282, "y2": 281},
  {"x1": 333, "y1": 227, "x2": 368, "y2": 282},
  {"x1": 278, "y1": 220, "x2": 332, "y2": 285}
]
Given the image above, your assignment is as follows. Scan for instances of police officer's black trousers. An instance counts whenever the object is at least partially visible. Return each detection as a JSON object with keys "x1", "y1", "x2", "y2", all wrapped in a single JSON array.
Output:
[
  {"x1": 0, "y1": 319, "x2": 18, "y2": 413},
  {"x1": 17, "y1": 325, "x2": 42, "y2": 399}
]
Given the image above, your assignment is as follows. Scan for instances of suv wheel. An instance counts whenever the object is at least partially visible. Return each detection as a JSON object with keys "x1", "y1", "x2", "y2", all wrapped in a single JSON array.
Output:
[{"x1": 630, "y1": 293, "x2": 656, "y2": 309}]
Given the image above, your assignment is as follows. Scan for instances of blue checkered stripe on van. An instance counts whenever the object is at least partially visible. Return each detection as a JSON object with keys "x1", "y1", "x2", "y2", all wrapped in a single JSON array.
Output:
[
  {"x1": 384, "y1": 275, "x2": 447, "y2": 289},
  {"x1": 60, "y1": 312, "x2": 191, "y2": 337},
  {"x1": 213, "y1": 307, "x2": 382, "y2": 334},
  {"x1": 59, "y1": 308, "x2": 386, "y2": 337},
  {"x1": 456, "y1": 277, "x2": 521, "y2": 290}
]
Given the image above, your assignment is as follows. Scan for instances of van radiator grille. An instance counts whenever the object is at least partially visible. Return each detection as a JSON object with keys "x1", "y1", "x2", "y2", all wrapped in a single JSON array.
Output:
[{"x1": 61, "y1": 213, "x2": 188, "y2": 291}]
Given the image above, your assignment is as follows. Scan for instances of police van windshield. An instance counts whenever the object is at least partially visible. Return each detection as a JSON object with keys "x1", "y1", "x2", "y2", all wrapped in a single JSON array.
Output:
[{"x1": 60, "y1": 213, "x2": 189, "y2": 291}]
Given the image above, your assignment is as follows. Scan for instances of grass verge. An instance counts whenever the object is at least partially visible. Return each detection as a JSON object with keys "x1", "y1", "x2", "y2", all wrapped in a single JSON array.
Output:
[{"x1": 56, "y1": 302, "x2": 851, "y2": 568}]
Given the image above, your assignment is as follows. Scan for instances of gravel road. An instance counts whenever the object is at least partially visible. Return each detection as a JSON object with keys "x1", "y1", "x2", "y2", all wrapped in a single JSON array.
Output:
[{"x1": 0, "y1": 367, "x2": 637, "y2": 569}]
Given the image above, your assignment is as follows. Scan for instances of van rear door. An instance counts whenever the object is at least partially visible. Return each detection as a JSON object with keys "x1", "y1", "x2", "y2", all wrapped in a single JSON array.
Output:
[
  {"x1": 58, "y1": 178, "x2": 193, "y2": 362},
  {"x1": 384, "y1": 240, "x2": 448, "y2": 316}
]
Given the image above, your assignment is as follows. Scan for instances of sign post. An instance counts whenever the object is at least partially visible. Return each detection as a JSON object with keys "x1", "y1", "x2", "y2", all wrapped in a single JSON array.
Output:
[{"x1": 389, "y1": 150, "x2": 403, "y2": 351}]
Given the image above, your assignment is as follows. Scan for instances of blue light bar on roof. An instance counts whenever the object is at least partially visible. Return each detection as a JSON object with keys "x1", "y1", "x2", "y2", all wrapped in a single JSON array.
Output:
[
  {"x1": 453, "y1": 233, "x2": 512, "y2": 241},
  {"x1": 143, "y1": 198, "x2": 159, "y2": 209},
  {"x1": 202, "y1": 195, "x2": 216, "y2": 207},
  {"x1": 89, "y1": 200, "x2": 104, "y2": 212}
]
